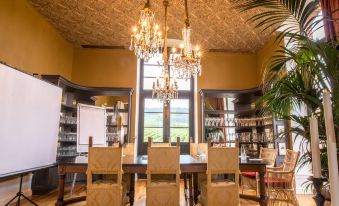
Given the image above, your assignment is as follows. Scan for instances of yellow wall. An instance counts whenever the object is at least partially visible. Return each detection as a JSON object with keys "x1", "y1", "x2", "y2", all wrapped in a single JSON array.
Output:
[
  {"x1": 71, "y1": 48, "x2": 137, "y2": 138},
  {"x1": 256, "y1": 36, "x2": 281, "y2": 84},
  {"x1": 0, "y1": 0, "x2": 73, "y2": 79},
  {"x1": 199, "y1": 52, "x2": 259, "y2": 90}
]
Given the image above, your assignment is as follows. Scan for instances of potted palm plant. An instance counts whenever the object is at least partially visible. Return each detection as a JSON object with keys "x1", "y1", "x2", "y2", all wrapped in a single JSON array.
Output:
[{"x1": 233, "y1": 0, "x2": 339, "y2": 199}]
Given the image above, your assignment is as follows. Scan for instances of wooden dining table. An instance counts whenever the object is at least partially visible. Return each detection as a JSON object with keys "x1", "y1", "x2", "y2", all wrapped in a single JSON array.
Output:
[{"x1": 56, "y1": 155, "x2": 269, "y2": 206}]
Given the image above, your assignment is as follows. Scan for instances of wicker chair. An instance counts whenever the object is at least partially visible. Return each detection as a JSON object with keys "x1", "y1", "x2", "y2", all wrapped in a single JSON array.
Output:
[
  {"x1": 241, "y1": 147, "x2": 277, "y2": 195},
  {"x1": 266, "y1": 149, "x2": 300, "y2": 206},
  {"x1": 199, "y1": 141, "x2": 240, "y2": 206},
  {"x1": 87, "y1": 140, "x2": 128, "y2": 206},
  {"x1": 146, "y1": 137, "x2": 181, "y2": 206}
]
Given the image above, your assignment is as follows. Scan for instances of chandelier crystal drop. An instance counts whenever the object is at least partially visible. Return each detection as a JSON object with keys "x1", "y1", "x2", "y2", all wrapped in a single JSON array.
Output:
[
  {"x1": 129, "y1": 0, "x2": 162, "y2": 62},
  {"x1": 170, "y1": 0, "x2": 202, "y2": 79},
  {"x1": 152, "y1": 0, "x2": 178, "y2": 106},
  {"x1": 152, "y1": 65, "x2": 178, "y2": 106}
]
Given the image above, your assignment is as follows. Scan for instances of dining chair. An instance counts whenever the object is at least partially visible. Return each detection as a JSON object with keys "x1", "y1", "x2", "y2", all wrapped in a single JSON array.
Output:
[
  {"x1": 146, "y1": 137, "x2": 181, "y2": 206},
  {"x1": 148, "y1": 136, "x2": 172, "y2": 147},
  {"x1": 183, "y1": 138, "x2": 208, "y2": 201},
  {"x1": 87, "y1": 137, "x2": 128, "y2": 206},
  {"x1": 199, "y1": 140, "x2": 240, "y2": 206},
  {"x1": 266, "y1": 149, "x2": 300, "y2": 206},
  {"x1": 122, "y1": 142, "x2": 135, "y2": 156},
  {"x1": 241, "y1": 147, "x2": 277, "y2": 195}
]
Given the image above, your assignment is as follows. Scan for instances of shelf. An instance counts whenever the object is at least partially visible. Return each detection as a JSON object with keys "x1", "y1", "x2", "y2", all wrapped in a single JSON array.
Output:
[
  {"x1": 58, "y1": 140, "x2": 77, "y2": 143},
  {"x1": 204, "y1": 109, "x2": 258, "y2": 116},
  {"x1": 205, "y1": 124, "x2": 272, "y2": 129},
  {"x1": 57, "y1": 154, "x2": 78, "y2": 158},
  {"x1": 61, "y1": 104, "x2": 77, "y2": 110},
  {"x1": 239, "y1": 142, "x2": 272, "y2": 144},
  {"x1": 106, "y1": 124, "x2": 128, "y2": 127},
  {"x1": 204, "y1": 110, "x2": 236, "y2": 114},
  {"x1": 60, "y1": 122, "x2": 77, "y2": 126},
  {"x1": 106, "y1": 108, "x2": 129, "y2": 113}
]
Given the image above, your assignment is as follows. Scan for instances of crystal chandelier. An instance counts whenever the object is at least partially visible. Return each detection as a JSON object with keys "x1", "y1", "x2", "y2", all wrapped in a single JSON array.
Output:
[
  {"x1": 170, "y1": 0, "x2": 202, "y2": 79},
  {"x1": 129, "y1": 0, "x2": 162, "y2": 62},
  {"x1": 152, "y1": 0, "x2": 178, "y2": 106}
]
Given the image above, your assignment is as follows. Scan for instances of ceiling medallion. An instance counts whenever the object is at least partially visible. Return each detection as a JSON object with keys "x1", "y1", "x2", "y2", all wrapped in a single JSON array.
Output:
[
  {"x1": 152, "y1": 0, "x2": 178, "y2": 106},
  {"x1": 170, "y1": 0, "x2": 202, "y2": 79},
  {"x1": 129, "y1": 0, "x2": 162, "y2": 61}
]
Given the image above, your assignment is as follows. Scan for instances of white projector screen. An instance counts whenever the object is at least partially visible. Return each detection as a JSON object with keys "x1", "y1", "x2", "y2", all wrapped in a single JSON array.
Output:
[
  {"x1": 77, "y1": 104, "x2": 106, "y2": 153},
  {"x1": 0, "y1": 63, "x2": 62, "y2": 178}
]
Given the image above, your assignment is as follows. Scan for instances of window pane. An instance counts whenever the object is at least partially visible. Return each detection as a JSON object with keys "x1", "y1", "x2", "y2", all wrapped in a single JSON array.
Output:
[
  {"x1": 143, "y1": 77, "x2": 156, "y2": 90},
  {"x1": 170, "y1": 99, "x2": 189, "y2": 113},
  {"x1": 170, "y1": 78, "x2": 190, "y2": 91},
  {"x1": 170, "y1": 128, "x2": 189, "y2": 142},
  {"x1": 145, "y1": 99, "x2": 163, "y2": 112},
  {"x1": 170, "y1": 114, "x2": 189, "y2": 127},
  {"x1": 144, "y1": 65, "x2": 163, "y2": 77},
  {"x1": 144, "y1": 113, "x2": 163, "y2": 127},
  {"x1": 145, "y1": 55, "x2": 163, "y2": 65},
  {"x1": 144, "y1": 128, "x2": 163, "y2": 142}
]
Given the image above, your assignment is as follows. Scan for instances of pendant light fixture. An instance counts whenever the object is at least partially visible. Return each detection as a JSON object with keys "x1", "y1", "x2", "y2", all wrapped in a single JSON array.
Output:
[
  {"x1": 170, "y1": 0, "x2": 202, "y2": 79},
  {"x1": 130, "y1": 0, "x2": 163, "y2": 62},
  {"x1": 152, "y1": 0, "x2": 178, "y2": 106}
]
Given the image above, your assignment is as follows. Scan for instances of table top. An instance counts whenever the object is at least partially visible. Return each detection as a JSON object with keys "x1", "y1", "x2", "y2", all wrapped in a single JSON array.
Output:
[{"x1": 57, "y1": 155, "x2": 269, "y2": 166}]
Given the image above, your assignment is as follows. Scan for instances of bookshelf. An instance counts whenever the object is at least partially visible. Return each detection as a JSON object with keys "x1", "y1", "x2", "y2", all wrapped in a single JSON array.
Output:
[{"x1": 200, "y1": 88, "x2": 288, "y2": 158}]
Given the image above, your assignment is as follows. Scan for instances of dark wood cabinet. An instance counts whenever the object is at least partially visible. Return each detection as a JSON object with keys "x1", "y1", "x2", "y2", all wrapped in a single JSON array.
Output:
[{"x1": 200, "y1": 88, "x2": 289, "y2": 164}]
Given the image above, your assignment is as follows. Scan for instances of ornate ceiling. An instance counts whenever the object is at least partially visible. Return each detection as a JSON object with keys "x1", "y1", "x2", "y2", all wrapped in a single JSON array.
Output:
[{"x1": 29, "y1": 0, "x2": 272, "y2": 52}]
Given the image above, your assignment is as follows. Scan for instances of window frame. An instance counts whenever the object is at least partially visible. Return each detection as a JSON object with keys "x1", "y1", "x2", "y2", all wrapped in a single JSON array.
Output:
[{"x1": 138, "y1": 56, "x2": 194, "y2": 155}]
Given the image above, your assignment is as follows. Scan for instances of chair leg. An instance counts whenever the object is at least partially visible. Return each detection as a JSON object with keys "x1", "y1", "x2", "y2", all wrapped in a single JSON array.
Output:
[
  {"x1": 184, "y1": 173, "x2": 188, "y2": 202},
  {"x1": 240, "y1": 176, "x2": 244, "y2": 194},
  {"x1": 70, "y1": 173, "x2": 78, "y2": 195}
]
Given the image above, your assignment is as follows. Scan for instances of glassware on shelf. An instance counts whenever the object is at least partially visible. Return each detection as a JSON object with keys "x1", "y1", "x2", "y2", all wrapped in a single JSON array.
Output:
[
  {"x1": 240, "y1": 144, "x2": 247, "y2": 162},
  {"x1": 58, "y1": 132, "x2": 77, "y2": 141},
  {"x1": 57, "y1": 145, "x2": 77, "y2": 157},
  {"x1": 60, "y1": 115, "x2": 77, "y2": 125}
]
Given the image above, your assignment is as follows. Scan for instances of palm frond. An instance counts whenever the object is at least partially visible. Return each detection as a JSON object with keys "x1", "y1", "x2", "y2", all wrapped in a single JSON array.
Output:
[{"x1": 232, "y1": 0, "x2": 321, "y2": 42}]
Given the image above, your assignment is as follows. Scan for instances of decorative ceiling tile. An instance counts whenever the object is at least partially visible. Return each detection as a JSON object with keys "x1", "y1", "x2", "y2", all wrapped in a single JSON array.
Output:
[{"x1": 28, "y1": 0, "x2": 273, "y2": 52}]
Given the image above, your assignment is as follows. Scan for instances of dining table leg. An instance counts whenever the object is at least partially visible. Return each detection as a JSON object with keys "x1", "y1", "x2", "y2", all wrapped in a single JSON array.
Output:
[
  {"x1": 56, "y1": 173, "x2": 65, "y2": 206},
  {"x1": 188, "y1": 173, "x2": 194, "y2": 206},
  {"x1": 184, "y1": 173, "x2": 188, "y2": 201},
  {"x1": 258, "y1": 166, "x2": 268, "y2": 206},
  {"x1": 129, "y1": 173, "x2": 135, "y2": 206},
  {"x1": 193, "y1": 173, "x2": 199, "y2": 204}
]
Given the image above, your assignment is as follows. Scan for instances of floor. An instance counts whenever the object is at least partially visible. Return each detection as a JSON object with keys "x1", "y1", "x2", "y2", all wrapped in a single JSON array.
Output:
[{"x1": 9, "y1": 180, "x2": 324, "y2": 206}]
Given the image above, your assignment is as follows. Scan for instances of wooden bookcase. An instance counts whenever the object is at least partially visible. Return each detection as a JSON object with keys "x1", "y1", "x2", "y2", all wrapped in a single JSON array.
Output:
[{"x1": 200, "y1": 88, "x2": 289, "y2": 160}]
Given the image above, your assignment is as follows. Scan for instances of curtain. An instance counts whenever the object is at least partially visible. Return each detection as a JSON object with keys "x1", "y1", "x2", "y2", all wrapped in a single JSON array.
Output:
[{"x1": 320, "y1": 0, "x2": 339, "y2": 41}]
